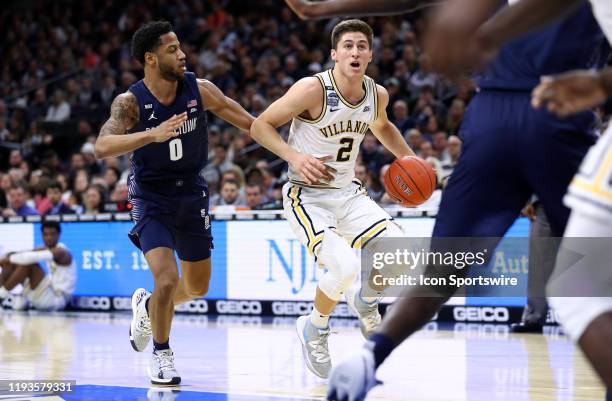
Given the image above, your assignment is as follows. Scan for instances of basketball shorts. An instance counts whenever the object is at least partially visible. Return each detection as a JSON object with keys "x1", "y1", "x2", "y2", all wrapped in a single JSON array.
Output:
[
  {"x1": 282, "y1": 180, "x2": 392, "y2": 258},
  {"x1": 128, "y1": 177, "x2": 213, "y2": 261}
]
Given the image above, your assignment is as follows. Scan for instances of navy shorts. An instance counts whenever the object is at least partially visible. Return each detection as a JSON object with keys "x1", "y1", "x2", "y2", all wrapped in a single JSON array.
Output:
[
  {"x1": 127, "y1": 176, "x2": 213, "y2": 261},
  {"x1": 434, "y1": 90, "x2": 597, "y2": 239}
]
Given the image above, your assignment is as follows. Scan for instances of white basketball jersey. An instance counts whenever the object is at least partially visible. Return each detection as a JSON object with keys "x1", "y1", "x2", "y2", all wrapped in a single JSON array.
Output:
[
  {"x1": 591, "y1": 0, "x2": 612, "y2": 44},
  {"x1": 287, "y1": 69, "x2": 378, "y2": 188},
  {"x1": 48, "y1": 243, "x2": 77, "y2": 295}
]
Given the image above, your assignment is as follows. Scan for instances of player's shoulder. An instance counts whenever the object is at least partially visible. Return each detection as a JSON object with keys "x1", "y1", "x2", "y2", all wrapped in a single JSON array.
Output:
[{"x1": 112, "y1": 91, "x2": 139, "y2": 110}]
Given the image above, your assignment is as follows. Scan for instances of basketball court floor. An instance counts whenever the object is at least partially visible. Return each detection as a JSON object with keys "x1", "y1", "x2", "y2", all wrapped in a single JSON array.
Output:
[{"x1": 0, "y1": 310, "x2": 605, "y2": 401}]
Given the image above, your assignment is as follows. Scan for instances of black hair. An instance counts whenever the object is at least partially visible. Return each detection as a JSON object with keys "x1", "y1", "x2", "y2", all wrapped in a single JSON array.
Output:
[
  {"x1": 47, "y1": 180, "x2": 62, "y2": 191},
  {"x1": 42, "y1": 220, "x2": 61, "y2": 234},
  {"x1": 131, "y1": 20, "x2": 173, "y2": 64}
]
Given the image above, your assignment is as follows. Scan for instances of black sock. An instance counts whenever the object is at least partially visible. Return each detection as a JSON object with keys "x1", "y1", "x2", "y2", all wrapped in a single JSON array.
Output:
[
  {"x1": 367, "y1": 333, "x2": 396, "y2": 369},
  {"x1": 606, "y1": 390, "x2": 611, "y2": 401},
  {"x1": 145, "y1": 298, "x2": 150, "y2": 314},
  {"x1": 153, "y1": 339, "x2": 170, "y2": 351}
]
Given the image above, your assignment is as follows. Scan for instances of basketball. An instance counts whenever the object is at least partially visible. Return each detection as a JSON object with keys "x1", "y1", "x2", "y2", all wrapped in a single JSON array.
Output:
[{"x1": 383, "y1": 156, "x2": 437, "y2": 206}]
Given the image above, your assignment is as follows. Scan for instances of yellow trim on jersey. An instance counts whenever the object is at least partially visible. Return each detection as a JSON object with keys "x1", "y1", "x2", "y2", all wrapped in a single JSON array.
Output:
[
  {"x1": 371, "y1": 77, "x2": 379, "y2": 121},
  {"x1": 328, "y1": 69, "x2": 368, "y2": 109},
  {"x1": 353, "y1": 220, "x2": 387, "y2": 249},
  {"x1": 288, "y1": 186, "x2": 323, "y2": 255},
  {"x1": 295, "y1": 75, "x2": 327, "y2": 124},
  {"x1": 571, "y1": 149, "x2": 612, "y2": 200}
]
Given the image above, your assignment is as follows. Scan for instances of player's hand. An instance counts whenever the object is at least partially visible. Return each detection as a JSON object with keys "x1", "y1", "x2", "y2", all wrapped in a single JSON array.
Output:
[
  {"x1": 327, "y1": 348, "x2": 381, "y2": 401},
  {"x1": 531, "y1": 71, "x2": 607, "y2": 117},
  {"x1": 521, "y1": 202, "x2": 536, "y2": 222},
  {"x1": 289, "y1": 153, "x2": 336, "y2": 185},
  {"x1": 149, "y1": 112, "x2": 188, "y2": 143}
]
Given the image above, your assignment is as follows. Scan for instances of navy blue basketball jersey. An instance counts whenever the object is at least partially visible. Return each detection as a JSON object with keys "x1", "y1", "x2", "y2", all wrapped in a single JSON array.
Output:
[
  {"x1": 476, "y1": 4, "x2": 608, "y2": 91},
  {"x1": 128, "y1": 71, "x2": 208, "y2": 182}
]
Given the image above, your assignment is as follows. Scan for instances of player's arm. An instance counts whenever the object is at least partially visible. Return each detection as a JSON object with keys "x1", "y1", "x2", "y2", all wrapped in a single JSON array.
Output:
[
  {"x1": 532, "y1": 68, "x2": 612, "y2": 117},
  {"x1": 94, "y1": 92, "x2": 187, "y2": 159},
  {"x1": 369, "y1": 85, "x2": 416, "y2": 159},
  {"x1": 8, "y1": 245, "x2": 71, "y2": 266},
  {"x1": 284, "y1": 0, "x2": 439, "y2": 20},
  {"x1": 476, "y1": 0, "x2": 584, "y2": 54},
  {"x1": 197, "y1": 79, "x2": 254, "y2": 132},
  {"x1": 250, "y1": 78, "x2": 334, "y2": 184}
]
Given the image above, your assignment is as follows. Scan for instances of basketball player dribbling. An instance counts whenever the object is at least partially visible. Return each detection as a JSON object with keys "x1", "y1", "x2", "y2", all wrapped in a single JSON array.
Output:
[
  {"x1": 94, "y1": 21, "x2": 254, "y2": 384},
  {"x1": 250, "y1": 19, "x2": 415, "y2": 378}
]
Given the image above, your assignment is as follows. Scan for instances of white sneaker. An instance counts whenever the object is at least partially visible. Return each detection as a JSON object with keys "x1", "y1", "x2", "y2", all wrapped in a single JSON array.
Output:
[
  {"x1": 296, "y1": 315, "x2": 332, "y2": 378},
  {"x1": 149, "y1": 349, "x2": 181, "y2": 385},
  {"x1": 346, "y1": 286, "x2": 381, "y2": 339},
  {"x1": 130, "y1": 288, "x2": 152, "y2": 352}
]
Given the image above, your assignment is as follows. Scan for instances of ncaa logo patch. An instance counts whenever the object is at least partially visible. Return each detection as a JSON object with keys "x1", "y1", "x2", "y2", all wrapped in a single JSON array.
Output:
[{"x1": 327, "y1": 92, "x2": 339, "y2": 108}]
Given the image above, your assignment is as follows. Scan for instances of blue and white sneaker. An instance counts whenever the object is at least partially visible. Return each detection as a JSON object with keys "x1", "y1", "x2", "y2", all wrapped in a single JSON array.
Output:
[
  {"x1": 296, "y1": 315, "x2": 332, "y2": 378},
  {"x1": 326, "y1": 347, "x2": 380, "y2": 401},
  {"x1": 130, "y1": 288, "x2": 152, "y2": 352}
]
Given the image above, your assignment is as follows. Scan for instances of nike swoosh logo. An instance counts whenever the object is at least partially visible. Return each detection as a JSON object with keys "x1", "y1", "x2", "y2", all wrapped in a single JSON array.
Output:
[{"x1": 329, "y1": 108, "x2": 340, "y2": 112}]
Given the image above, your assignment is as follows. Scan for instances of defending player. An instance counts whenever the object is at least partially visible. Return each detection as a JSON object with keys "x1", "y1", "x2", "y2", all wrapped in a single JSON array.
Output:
[
  {"x1": 94, "y1": 21, "x2": 254, "y2": 385},
  {"x1": 250, "y1": 19, "x2": 415, "y2": 378}
]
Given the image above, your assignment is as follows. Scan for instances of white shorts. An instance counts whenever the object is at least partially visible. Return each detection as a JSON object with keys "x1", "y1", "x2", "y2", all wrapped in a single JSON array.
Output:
[
  {"x1": 282, "y1": 181, "x2": 392, "y2": 257},
  {"x1": 548, "y1": 132, "x2": 612, "y2": 340},
  {"x1": 23, "y1": 276, "x2": 69, "y2": 311}
]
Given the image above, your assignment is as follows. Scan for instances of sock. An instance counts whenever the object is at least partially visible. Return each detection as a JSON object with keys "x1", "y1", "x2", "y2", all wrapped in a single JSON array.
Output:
[
  {"x1": 153, "y1": 339, "x2": 170, "y2": 351},
  {"x1": 310, "y1": 305, "x2": 330, "y2": 329},
  {"x1": 145, "y1": 297, "x2": 150, "y2": 314},
  {"x1": 606, "y1": 390, "x2": 611, "y2": 401},
  {"x1": 0, "y1": 287, "x2": 8, "y2": 299},
  {"x1": 366, "y1": 333, "x2": 396, "y2": 369}
]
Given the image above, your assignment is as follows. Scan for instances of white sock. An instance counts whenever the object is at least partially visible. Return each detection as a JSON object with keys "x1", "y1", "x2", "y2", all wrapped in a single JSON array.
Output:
[
  {"x1": 0, "y1": 287, "x2": 9, "y2": 298},
  {"x1": 309, "y1": 305, "x2": 330, "y2": 329}
]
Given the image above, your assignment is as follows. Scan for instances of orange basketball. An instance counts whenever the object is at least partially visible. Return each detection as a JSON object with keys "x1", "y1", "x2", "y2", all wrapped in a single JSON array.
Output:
[{"x1": 383, "y1": 156, "x2": 437, "y2": 206}]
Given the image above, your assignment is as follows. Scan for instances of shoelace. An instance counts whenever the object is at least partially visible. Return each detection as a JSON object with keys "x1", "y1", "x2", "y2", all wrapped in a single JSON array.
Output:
[
  {"x1": 361, "y1": 309, "x2": 380, "y2": 330},
  {"x1": 312, "y1": 330, "x2": 331, "y2": 362},
  {"x1": 138, "y1": 317, "x2": 152, "y2": 336},
  {"x1": 156, "y1": 351, "x2": 176, "y2": 372}
]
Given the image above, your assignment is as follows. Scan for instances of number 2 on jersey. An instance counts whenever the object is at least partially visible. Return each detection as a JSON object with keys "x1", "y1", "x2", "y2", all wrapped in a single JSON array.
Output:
[
  {"x1": 169, "y1": 138, "x2": 183, "y2": 161},
  {"x1": 336, "y1": 137, "x2": 354, "y2": 162}
]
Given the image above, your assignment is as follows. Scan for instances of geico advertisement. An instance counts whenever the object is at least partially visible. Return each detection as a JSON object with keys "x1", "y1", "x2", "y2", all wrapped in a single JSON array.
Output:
[{"x1": 225, "y1": 218, "x2": 437, "y2": 300}]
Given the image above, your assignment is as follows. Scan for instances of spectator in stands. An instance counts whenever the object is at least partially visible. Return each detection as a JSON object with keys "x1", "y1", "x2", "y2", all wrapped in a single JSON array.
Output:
[
  {"x1": 45, "y1": 180, "x2": 75, "y2": 215},
  {"x1": 432, "y1": 131, "x2": 449, "y2": 164},
  {"x1": 79, "y1": 185, "x2": 105, "y2": 215},
  {"x1": 441, "y1": 135, "x2": 462, "y2": 186},
  {"x1": 405, "y1": 129, "x2": 424, "y2": 153},
  {"x1": 44, "y1": 90, "x2": 71, "y2": 122},
  {"x1": 418, "y1": 141, "x2": 434, "y2": 160},
  {"x1": 210, "y1": 179, "x2": 245, "y2": 207},
  {"x1": 0, "y1": 221, "x2": 76, "y2": 311},
  {"x1": 104, "y1": 167, "x2": 121, "y2": 193},
  {"x1": 445, "y1": 98, "x2": 465, "y2": 136},
  {"x1": 390, "y1": 100, "x2": 414, "y2": 134},
  {"x1": 3, "y1": 183, "x2": 38, "y2": 217},
  {"x1": 245, "y1": 184, "x2": 265, "y2": 209}
]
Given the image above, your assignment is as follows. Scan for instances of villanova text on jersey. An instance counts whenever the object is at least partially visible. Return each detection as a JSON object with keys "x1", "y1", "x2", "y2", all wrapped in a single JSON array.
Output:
[
  {"x1": 128, "y1": 71, "x2": 209, "y2": 183},
  {"x1": 318, "y1": 120, "x2": 370, "y2": 138}
]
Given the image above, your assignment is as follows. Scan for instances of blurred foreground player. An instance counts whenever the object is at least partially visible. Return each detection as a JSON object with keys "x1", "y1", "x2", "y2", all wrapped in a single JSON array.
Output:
[
  {"x1": 94, "y1": 21, "x2": 253, "y2": 384},
  {"x1": 284, "y1": 2, "x2": 610, "y2": 400},
  {"x1": 251, "y1": 19, "x2": 414, "y2": 378},
  {"x1": 0, "y1": 221, "x2": 75, "y2": 311}
]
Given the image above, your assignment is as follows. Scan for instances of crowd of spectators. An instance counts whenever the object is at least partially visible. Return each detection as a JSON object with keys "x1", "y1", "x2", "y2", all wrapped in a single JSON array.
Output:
[{"x1": 0, "y1": 0, "x2": 468, "y2": 217}]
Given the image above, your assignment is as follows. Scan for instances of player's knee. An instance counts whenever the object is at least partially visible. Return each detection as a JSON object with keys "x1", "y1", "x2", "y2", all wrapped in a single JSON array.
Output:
[
  {"x1": 185, "y1": 280, "x2": 209, "y2": 299},
  {"x1": 155, "y1": 272, "x2": 179, "y2": 299},
  {"x1": 317, "y1": 229, "x2": 360, "y2": 300}
]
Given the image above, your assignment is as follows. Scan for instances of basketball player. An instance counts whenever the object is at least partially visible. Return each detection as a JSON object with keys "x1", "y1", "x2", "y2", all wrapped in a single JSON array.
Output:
[
  {"x1": 0, "y1": 221, "x2": 75, "y2": 311},
  {"x1": 284, "y1": 0, "x2": 436, "y2": 19},
  {"x1": 94, "y1": 21, "x2": 254, "y2": 385},
  {"x1": 281, "y1": 2, "x2": 610, "y2": 400},
  {"x1": 250, "y1": 19, "x2": 414, "y2": 378}
]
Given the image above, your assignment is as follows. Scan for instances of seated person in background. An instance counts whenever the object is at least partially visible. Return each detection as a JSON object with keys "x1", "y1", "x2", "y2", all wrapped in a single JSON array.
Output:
[
  {"x1": 3, "y1": 183, "x2": 39, "y2": 217},
  {"x1": 210, "y1": 179, "x2": 246, "y2": 208},
  {"x1": 0, "y1": 221, "x2": 76, "y2": 311},
  {"x1": 45, "y1": 180, "x2": 75, "y2": 215}
]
